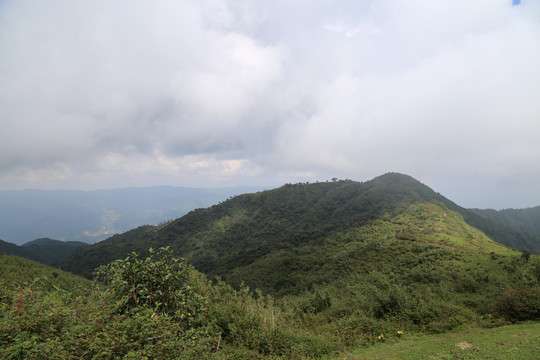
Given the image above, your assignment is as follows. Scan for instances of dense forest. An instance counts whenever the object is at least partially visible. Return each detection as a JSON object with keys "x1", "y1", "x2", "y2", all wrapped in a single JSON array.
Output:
[{"x1": 471, "y1": 206, "x2": 540, "y2": 240}]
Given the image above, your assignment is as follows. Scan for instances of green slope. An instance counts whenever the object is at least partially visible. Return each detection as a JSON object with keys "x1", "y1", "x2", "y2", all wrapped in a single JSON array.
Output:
[
  {"x1": 6, "y1": 189, "x2": 540, "y2": 358},
  {"x1": 0, "y1": 238, "x2": 88, "y2": 265},
  {"x1": 21, "y1": 238, "x2": 88, "y2": 265},
  {"x1": 62, "y1": 174, "x2": 436, "y2": 276},
  {"x1": 342, "y1": 322, "x2": 540, "y2": 360},
  {"x1": 471, "y1": 206, "x2": 540, "y2": 251},
  {"x1": 61, "y1": 173, "x2": 535, "y2": 279},
  {"x1": 224, "y1": 202, "x2": 521, "y2": 296},
  {"x1": 0, "y1": 252, "x2": 93, "y2": 291}
]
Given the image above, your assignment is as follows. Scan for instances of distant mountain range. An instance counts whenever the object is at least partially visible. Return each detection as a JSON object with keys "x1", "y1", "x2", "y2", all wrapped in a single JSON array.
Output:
[{"x1": 0, "y1": 185, "x2": 264, "y2": 245}]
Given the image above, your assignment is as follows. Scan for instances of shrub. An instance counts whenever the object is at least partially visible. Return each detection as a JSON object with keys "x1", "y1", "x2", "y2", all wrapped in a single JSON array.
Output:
[
  {"x1": 0, "y1": 249, "x2": 221, "y2": 359},
  {"x1": 93, "y1": 247, "x2": 209, "y2": 329},
  {"x1": 494, "y1": 285, "x2": 540, "y2": 322}
]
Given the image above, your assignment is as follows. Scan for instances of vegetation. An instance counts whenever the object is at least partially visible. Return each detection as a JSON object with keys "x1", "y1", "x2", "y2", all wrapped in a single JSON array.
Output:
[
  {"x1": 0, "y1": 238, "x2": 88, "y2": 266},
  {"x1": 471, "y1": 206, "x2": 540, "y2": 253},
  {"x1": 4, "y1": 204, "x2": 540, "y2": 358},
  {"x1": 3, "y1": 239, "x2": 540, "y2": 358},
  {"x1": 61, "y1": 173, "x2": 539, "y2": 278},
  {"x1": 3, "y1": 173, "x2": 540, "y2": 358},
  {"x1": 0, "y1": 253, "x2": 93, "y2": 291},
  {"x1": 0, "y1": 248, "x2": 331, "y2": 359},
  {"x1": 341, "y1": 322, "x2": 540, "y2": 360}
]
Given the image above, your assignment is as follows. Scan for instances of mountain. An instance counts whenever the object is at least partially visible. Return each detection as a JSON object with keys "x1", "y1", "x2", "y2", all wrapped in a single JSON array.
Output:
[
  {"x1": 21, "y1": 238, "x2": 89, "y2": 264},
  {"x1": 0, "y1": 237, "x2": 88, "y2": 265},
  {"x1": 0, "y1": 185, "x2": 264, "y2": 245},
  {"x1": 470, "y1": 206, "x2": 540, "y2": 247},
  {"x1": 61, "y1": 173, "x2": 539, "y2": 283},
  {"x1": 7, "y1": 173, "x2": 540, "y2": 357}
]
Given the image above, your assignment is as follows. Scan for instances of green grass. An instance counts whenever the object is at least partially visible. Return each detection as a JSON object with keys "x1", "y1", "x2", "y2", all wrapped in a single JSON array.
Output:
[{"x1": 338, "y1": 322, "x2": 540, "y2": 360}]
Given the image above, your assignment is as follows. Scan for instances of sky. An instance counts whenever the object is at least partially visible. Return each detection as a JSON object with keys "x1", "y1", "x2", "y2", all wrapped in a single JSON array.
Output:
[{"x1": 0, "y1": 0, "x2": 539, "y2": 209}]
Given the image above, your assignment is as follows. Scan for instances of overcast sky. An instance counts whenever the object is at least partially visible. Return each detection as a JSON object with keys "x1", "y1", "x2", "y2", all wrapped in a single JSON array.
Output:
[{"x1": 1, "y1": 0, "x2": 539, "y2": 209}]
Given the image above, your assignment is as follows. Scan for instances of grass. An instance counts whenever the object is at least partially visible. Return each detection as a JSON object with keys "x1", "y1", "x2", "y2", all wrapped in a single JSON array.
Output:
[{"x1": 337, "y1": 322, "x2": 540, "y2": 360}]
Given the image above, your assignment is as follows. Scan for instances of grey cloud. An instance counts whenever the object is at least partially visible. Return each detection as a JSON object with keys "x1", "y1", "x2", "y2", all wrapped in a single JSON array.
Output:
[{"x1": 0, "y1": 0, "x2": 539, "y2": 208}]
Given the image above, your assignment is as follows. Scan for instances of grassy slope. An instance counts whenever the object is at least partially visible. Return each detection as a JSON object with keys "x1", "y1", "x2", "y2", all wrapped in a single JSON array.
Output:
[
  {"x1": 3, "y1": 200, "x2": 540, "y2": 358},
  {"x1": 0, "y1": 253, "x2": 93, "y2": 291},
  {"x1": 204, "y1": 201, "x2": 539, "y2": 356},
  {"x1": 227, "y1": 202, "x2": 519, "y2": 296},
  {"x1": 61, "y1": 173, "x2": 536, "y2": 279},
  {"x1": 342, "y1": 322, "x2": 540, "y2": 360}
]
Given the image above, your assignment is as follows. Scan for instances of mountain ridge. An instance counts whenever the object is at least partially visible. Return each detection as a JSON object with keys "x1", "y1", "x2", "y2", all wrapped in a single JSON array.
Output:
[
  {"x1": 0, "y1": 237, "x2": 88, "y2": 265},
  {"x1": 471, "y1": 206, "x2": 540, "y2": 241},
  {"x1": 61, "y1": 173, "x2": 539, "y2": 284}
]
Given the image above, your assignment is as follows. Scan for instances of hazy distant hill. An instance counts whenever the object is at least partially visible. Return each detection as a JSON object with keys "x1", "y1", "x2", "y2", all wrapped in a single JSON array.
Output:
[
  {"x1": 61, "y1": 173, "x2": 540, "y2": 283},
  {"x1": 0, "y1": 185, "x2": 264, "y2": 245},
  {"x1": 471, "y1": 206, "x2": 540, "y2": 241},
  {"x1": 0, "y1": 237, "x2": 88, "y2": 265}
]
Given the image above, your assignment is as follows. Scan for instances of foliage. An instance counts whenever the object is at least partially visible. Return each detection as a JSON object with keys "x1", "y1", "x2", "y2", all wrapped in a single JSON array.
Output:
[
  {"x1": 61, "y1": 173, "x2": 539, "y2": 283},
  {"x1": 0, "y1": 279, "x2": 218, "y2": 359},
  {"x1": 1, "y1": 249, "x2": 335, "y2": 359},
  {"x1": 0, "y1": 253, "x2": 93, "y2": 292},
  {"x1": 6, "y1": 173, "x2": 540, "y2": 358},
  {"x1": 93, "y1": 247, "x2": 207, "y2": 327},
  {"x1": 471, "y1": 205, "x2": 540, "y2": 252},
  {"x1": 494, "y1": 286, "x2": 540, "y2": 322}
]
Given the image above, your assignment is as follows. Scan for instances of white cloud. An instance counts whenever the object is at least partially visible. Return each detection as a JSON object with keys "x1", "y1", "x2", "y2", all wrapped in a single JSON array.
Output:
[{"x1": 0, "y1": 0, "x2": 539, "y2": 208}]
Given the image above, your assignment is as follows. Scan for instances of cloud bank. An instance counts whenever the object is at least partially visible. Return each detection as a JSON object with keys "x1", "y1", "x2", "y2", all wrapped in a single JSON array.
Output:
[{"x1": 0, "y1": 0, "x2": 539, "y2": 208}]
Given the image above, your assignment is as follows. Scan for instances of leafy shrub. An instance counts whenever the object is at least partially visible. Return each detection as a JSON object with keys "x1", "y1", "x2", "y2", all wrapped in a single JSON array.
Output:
[
  {"x1": 299, "y1": 291, "x2": 332, "y2": 314},
  {"x1": 93, "y1": 247, "x2": 207, "y2": 326},
  {"x1": 495, "y1": 285, "x2": 540, "y2": 321},
  {"x1": 0, "y1": 249, "x2": 221, "y2": 359}
]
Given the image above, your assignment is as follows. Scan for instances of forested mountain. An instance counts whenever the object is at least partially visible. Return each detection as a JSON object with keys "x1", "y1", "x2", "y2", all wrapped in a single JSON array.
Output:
[
  {"x1": 61, "y1": 173, "x2": 539, "y2": 283},
  {"x1": 21, "y1": 238, "x2": 89, "y2": 265},
  {"x1": 471, "y1": 206, "x2": 540, "y2": 242},
  {"x1": 0, "y1": 185, "x2": 263, "y2": 245},
  {"x1": 0, "y1": 238, "x2": 87, "y2": 265}
]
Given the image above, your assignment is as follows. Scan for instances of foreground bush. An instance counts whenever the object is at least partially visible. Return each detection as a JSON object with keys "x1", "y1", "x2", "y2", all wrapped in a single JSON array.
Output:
[
  {"x1": 0, "y1": 249, "x2": 220, "y2": 359},
  {"x1": 0, "y1": 248, "x2": 331, "y2": 359},
  {"x1": 495, "y1": 285, "x2": 540, "y2": 322}
]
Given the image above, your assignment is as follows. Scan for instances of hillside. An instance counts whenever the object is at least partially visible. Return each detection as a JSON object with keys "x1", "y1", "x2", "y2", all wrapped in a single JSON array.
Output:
[
  {"x1": 61, "y1": 173, "x2": 538, "y2": 283},
  {"x1": 471, "y1": 206, "x2": 540, "y2": 249},
  {"x1": 22, "y1": 238, "x2": 89, "y2": 265},
  {"x1": 0, "y1": 238, "x2": 88, "y2": 265},
  {"x1": 0, "y1": 252, "x2": 93, "y2": 291},
  {"x1": 6, "y1": 174, "x2": 540, "y2": 358},
  {"x1": 0, "y1": 185, "x2": 263, "y2": 245}
]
